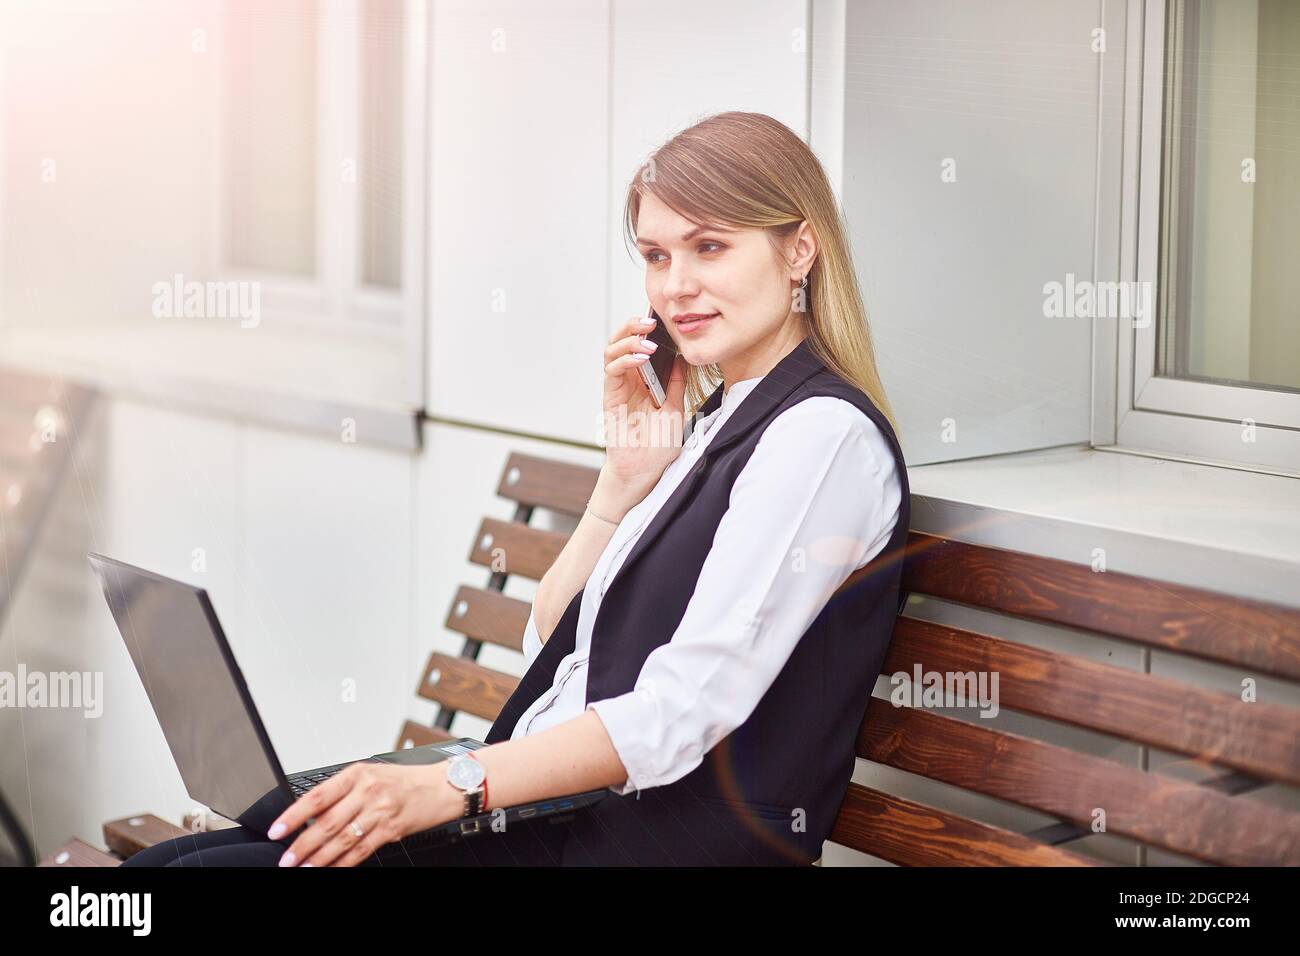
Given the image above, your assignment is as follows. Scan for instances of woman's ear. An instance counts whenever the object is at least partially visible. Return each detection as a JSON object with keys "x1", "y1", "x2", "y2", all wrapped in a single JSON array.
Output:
[{"x1": 786, "y1": 220, "x2": 818, "y2": 279}]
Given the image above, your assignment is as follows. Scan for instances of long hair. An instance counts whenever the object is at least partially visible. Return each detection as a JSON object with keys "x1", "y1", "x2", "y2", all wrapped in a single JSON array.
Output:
[{"x1": 622, "y1": 111, "x2": 899, "y2": 437}]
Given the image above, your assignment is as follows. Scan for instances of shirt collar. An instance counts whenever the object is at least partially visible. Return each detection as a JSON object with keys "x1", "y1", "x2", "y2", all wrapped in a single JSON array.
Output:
[
  {"x1": 720, "y1": 375, "x2": 763, "y2": 415},
  {"x1": 692, "y1": 375, "x2": 763, "y2": 441}
]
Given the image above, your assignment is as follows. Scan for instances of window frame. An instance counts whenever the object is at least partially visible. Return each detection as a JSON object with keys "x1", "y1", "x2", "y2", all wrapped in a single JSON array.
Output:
[
  {"x1": 204, "y1": 0, "x2": 428, "y2": 379},
  {"x1": 1096, "y1": 0, "x2": 1300, "y2": 476}
]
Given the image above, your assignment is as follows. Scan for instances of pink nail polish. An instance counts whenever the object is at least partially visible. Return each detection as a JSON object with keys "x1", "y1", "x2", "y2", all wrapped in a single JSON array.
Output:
[
  {"x1": 279, "y1": 851, "x2": 296, "y2": 867},
  {"x1": 268, "y1": 822, "x2": 286, "y2": 840}
]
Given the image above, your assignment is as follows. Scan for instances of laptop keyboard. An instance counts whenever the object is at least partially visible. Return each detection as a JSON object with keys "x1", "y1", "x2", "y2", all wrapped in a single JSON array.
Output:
[{"x1": 287, "y1": 764, "x2": 349, "y2": 797}]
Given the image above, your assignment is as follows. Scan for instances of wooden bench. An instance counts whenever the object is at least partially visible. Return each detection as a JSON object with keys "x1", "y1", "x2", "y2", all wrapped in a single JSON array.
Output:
[
  {"x1": 86, "y1": 450, "x2": 1300, "y2": 866},
  {"x1": 404, "y1": 452, "x2": 1300, "y2": 866},
  {"x1": 39, "y1": 812, "x2": 239, "y2": 868},
  {"x1": 398, "y1": 452, "x2": 602, "y2": 751},
  {"x1": 841, "y1": 535, "x2": 1300, "y2": 865}
]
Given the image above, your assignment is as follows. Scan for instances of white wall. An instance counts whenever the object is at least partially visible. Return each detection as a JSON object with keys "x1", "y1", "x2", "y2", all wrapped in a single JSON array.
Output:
[
  {"x1": 834, "y1": 0, "x2": 1101, "y2": 463},
  {"x1": 427, "y1": 0, "x2": 611, "y2": 443}
]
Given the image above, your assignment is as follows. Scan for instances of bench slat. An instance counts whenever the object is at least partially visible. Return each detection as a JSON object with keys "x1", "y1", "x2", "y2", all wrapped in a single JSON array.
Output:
[
  {"x1": 860, "y1": 699, "x2": 1300, "y2": 866},
  {"x1": 900, "y1": 532, "x2": 1300, "y2": 681},
  {"x1": 395, "y1": 720, "x2": 457, "y2": 751},
  {"x1": 39, "y1": 838, "x2": 121, "y2": 868},
  {"x1": 103, "y1": 814, "x2": 189, "y2": 859},
  {"x1": 467, "y1": 517, "x2": 568, "y2": 582},
  {"x1": 886, "y1": 617, "x2": 1300, "y2": 787},
  {"x1": 444, "y1": 585, "x2": 531, "y2": 652},
  {"x1": 496, "y1": 452, "x2": 600, "y2": 516},
  {"x1": 416, "y1": 652, "x2": 518, "y2": 721},
  {"x1": 830, "y1": 784, "x2": 1100, "y2": 866}
]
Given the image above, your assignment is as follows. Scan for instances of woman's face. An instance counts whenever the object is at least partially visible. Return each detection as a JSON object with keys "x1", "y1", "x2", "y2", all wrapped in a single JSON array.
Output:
[{"x1": 635, "y1": 191, "x2": 815, "y2": 384}]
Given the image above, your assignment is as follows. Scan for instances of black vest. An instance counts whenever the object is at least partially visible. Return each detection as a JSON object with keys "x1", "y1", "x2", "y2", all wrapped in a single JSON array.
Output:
[{"x1": 484, "y1": 336, "x2": 911, "y2": 865}]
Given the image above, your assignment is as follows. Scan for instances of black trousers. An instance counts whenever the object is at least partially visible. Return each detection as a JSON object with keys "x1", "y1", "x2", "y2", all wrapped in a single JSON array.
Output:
[{"x1": 120, "y1": 816, "x2": 571, "y2": 867}]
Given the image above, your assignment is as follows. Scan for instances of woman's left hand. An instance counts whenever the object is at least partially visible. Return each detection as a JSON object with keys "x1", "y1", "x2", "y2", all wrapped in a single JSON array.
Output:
[{"x1": 267, "y1": 761, "x2": 458, "y2": 867}]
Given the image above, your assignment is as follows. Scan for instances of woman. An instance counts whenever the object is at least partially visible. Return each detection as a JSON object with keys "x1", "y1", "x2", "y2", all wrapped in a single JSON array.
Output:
[{"x1": 124, "y1": 110, "x2": 909, "y2": 868}]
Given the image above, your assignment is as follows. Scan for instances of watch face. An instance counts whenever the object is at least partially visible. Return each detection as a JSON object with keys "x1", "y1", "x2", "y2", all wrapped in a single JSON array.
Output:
[{"x1": 447, "y1": 755, "x2": 485, "y2": 790}]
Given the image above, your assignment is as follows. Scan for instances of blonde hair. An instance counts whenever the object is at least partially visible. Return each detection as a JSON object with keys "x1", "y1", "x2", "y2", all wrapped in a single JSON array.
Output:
[{"x1": 623, "y1": 111, "x2": 899, "y2": 438}]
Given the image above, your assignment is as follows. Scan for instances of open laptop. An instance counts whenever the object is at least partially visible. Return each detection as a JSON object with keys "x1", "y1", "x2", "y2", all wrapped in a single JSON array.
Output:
[{"x1": 88, "y1": 553, "x2": 606, "y2": 850}]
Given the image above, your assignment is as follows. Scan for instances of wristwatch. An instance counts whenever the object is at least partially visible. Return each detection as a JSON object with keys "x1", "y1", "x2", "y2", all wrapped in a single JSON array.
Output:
[{"x1": 444, "y1": 753, "x2": 488, "y2": 818}]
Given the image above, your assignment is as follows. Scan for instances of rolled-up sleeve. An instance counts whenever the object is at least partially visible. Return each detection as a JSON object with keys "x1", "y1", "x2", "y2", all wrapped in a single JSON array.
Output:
[
  {"x1": 585, "y1": 397, "x2": 902, "y2": 796},
  {"x1": 521, "y1": 606, "x2": 543, "y2": 669}
]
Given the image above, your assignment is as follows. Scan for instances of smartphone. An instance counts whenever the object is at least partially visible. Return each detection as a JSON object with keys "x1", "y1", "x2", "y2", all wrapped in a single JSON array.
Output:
[{"x1": 637, "y1": 304, "x2": 678, "y2": 407}]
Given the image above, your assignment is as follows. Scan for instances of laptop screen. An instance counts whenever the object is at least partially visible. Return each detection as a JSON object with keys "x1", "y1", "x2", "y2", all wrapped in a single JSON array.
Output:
[{"x1": 89, "y1": 555, "x2": 289, "y2": 825}]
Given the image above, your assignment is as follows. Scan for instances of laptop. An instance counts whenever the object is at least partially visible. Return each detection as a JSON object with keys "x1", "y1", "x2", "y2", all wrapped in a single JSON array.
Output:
[{"x1": 88, "y1": 553, "x2": 606, "y2": 850}]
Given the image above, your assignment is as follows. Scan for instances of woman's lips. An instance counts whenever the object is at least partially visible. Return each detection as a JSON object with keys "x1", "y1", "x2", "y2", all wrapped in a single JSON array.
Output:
[{"x1": 676, "y1": 312, "x2": 718, "y2": 333}]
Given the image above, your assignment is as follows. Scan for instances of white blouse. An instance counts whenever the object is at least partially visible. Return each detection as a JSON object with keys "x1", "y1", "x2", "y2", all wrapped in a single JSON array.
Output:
[{"x1": 508, "y1": 373, "x2": 903, "y2": 797}]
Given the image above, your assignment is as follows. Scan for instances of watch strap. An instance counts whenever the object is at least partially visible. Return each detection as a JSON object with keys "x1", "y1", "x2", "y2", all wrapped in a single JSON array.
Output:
[
  {"x1": 451, "y1": 753, "x2": 487, "y2": 818},
  {"x1": 467, "y1": 752, "x2": 486, "y2": 816}
]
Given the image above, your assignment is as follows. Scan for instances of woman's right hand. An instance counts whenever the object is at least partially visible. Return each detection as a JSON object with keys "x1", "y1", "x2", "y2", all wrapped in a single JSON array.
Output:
[
  {"x1": 532, "y1": 315, "x2": 687, "y2": 642},
  {"x1": 599, "y1": 313, "x2": 688, "y2": 505}
]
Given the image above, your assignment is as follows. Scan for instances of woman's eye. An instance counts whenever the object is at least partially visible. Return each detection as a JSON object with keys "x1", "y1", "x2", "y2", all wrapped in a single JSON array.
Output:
[{"x1": 643, "y1": 243, "x2": 722, "y2": 264}]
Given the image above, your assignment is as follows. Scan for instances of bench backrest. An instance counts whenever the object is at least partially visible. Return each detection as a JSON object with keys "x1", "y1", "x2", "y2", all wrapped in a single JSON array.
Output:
[
  {"x1": 401, "y1": 452, "x2": 1300, "y2": 866},
  {"x1": 396, "y1": 453, "x2": 599, "y2": 752},
  {"x1": 837, "y1": 532, "x2": 1300, "y2": 866}
]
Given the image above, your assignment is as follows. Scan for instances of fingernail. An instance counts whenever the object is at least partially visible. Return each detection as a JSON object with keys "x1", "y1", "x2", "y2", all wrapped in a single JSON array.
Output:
[
  {"x1": 279, "y1": 851, "x2": 296, "y2": 867},
  {"x1": 632, "y1": 353, "x2": 650, "y2": 361},
  {"x1": 268, "y1": 822, "x2": 286, "y2": 840},
  {"x1": 639, "y1": 317, "x2": 655, "y2": 326},
  {"x1": 642, "y1": 340, "x2": 659, "y2": 351},
  {"x1": 301, "y1": 863, "x2": 314, "y2": 868}
]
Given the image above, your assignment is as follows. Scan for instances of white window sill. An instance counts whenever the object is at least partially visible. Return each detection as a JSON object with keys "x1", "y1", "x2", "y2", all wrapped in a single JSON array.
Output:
[
  {"x1": 0, "y1": 321, "x2": 421, "y2": 450},
  {"x1": 907, "y1": 445, "x2": 1300, "y2": 608}
]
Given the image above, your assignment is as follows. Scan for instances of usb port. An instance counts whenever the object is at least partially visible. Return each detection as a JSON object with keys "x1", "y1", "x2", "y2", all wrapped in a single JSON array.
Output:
[
  {"x1": 519, "y1": 807, "x2": 537, "y2": 819},
  {"x1": 540, "y1": 803, "x2": 554, "y2": 812},
  {"x1": 459, "y1": 819, "x2": 481, "y2": 834},
  {"x1": 557, "y1": 801, "x2": 573, "y2": 810}
]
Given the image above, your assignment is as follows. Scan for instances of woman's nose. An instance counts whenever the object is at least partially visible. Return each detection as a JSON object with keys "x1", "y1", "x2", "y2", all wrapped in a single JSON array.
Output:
[{"x1": 661, "y1": 260, "x2": 699, "y2": 301}]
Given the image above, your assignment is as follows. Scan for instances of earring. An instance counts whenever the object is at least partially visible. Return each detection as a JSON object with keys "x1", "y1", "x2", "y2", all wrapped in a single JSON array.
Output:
[{"x1": 800, "y1": 274, "x2": 809, "y2": 290}]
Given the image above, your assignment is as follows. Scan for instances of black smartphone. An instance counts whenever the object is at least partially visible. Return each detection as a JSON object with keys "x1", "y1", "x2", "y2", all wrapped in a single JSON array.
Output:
[{"x1": 637, "y1": 304, "x2": 678, "y2": 407}]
